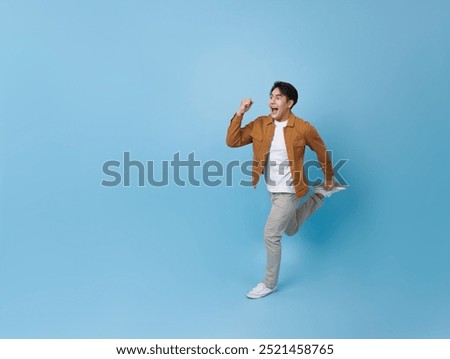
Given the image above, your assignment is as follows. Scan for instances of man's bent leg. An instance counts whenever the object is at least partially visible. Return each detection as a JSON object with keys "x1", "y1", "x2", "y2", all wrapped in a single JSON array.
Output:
[
  {"x1": 263, "y1": 193, "x2": 298, "y2": 289},
  {"x1": 285, "y1": 194, "x2": 323, "y2": 236}
]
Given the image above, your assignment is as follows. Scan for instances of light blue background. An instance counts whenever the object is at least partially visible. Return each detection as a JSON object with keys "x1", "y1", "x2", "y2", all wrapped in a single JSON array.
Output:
[{"x1": 1, "y1": 0, "x2": 449, "y2": 338}]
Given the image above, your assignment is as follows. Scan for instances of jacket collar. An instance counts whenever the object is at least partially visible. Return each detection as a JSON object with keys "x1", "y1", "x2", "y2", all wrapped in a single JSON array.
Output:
[{"x1": 286, "y1": 112, "x2": 296, "y2": 127}]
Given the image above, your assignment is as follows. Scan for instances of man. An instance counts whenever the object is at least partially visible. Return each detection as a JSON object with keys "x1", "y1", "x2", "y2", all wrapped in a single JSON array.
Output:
[{"x1": 226, "y1": 81, "x2": 346, "y2": 299}]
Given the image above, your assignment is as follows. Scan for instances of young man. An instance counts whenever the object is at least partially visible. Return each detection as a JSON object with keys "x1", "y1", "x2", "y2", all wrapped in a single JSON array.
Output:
[{"x1": 226, "y1": 81, "x2": 345, "y2": 299}]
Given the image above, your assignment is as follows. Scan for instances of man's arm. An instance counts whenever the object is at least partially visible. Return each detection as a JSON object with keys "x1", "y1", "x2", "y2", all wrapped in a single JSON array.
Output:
[
  {"x1": 226, "y1": 98, "x2": 254, "y2": 147},
  {"x1": 304, "y1": 123, "x2": 335, "y2": 189}
]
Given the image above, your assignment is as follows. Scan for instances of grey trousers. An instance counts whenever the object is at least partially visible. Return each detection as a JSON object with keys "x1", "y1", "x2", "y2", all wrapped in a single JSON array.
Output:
[{"x1": 263, "y1": 193, "x2": 323, "y2": 289}]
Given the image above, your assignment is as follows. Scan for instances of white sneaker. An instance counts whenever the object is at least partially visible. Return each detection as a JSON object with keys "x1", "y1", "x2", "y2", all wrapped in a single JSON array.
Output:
[
  {"x1": 313, "y1": 184, "x2": 347, "y2": 198},
  {"x1": 246, "y1": 282, "x2": 276, "y2": 299}
]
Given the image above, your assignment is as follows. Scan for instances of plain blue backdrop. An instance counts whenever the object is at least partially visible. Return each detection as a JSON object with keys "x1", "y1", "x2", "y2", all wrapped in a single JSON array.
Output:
[{"x1": 1, "y1": 0, "x2": 449, "y2": 338}]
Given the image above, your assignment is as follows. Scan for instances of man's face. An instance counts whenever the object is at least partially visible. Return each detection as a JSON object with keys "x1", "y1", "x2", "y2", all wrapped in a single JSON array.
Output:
[{"x1": 269, "y1": 88, "x2": 293, "y2": 121}]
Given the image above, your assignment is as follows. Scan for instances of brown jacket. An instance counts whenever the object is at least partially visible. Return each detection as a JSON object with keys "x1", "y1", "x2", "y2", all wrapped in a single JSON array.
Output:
[{"x1": 226, "y1": 112, "x2": 334, "y2": 199}]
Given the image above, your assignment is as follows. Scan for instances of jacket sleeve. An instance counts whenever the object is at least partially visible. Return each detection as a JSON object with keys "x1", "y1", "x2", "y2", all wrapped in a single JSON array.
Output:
[
  {"x1": 304, "y1": 123, "x2": 334, "y2": 182},
  {"x1": 226, "y1": 113, "x2": 254, "y2": 147}
]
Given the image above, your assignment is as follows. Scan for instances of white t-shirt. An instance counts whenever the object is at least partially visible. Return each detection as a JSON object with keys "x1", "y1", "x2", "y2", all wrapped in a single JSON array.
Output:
[{"x1": 265, "y1": 120, "x2": 295, "y2": 193}]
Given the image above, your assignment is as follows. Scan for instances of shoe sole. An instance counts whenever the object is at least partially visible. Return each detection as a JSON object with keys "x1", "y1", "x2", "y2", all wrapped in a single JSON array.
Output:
[
  {"x1": 328, "y1": 186, "x2": 347, "y2": 194},
  {"x1": 314, "y1": 186, "x2": 347, "y2": 197},
  {"x1": 246, "y1": 288, "x2": 277, "y2": 299}
]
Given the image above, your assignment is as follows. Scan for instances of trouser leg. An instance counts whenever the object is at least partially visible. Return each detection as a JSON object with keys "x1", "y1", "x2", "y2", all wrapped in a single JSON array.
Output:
[
  {"x1": 263, "y1": 193, "x2": 298, "y2": 289},
  {"x1": 284, "y1": 194, "x2": 323, "y2": 236}
]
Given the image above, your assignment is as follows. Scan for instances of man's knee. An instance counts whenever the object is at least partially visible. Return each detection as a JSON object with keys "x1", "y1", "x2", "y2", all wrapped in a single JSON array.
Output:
[
  {"x1": 284, "y1": 228, "x2": 295, "y2": 236},
  {"x1": 264, "y1": 230, "x2": 281, "y2": 241},
  {"x1": 264, "y1": 226, "x2": 282, "y2": 243}
]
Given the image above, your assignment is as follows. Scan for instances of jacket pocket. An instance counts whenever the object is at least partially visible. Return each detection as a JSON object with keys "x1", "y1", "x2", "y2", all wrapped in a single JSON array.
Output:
[
  {"x1": 292, "y1": 138, "x2": 305, "y2": 147},
  {"x1": 251, "y1": 132, "x2": 266, "y2": 170},
  {"x1": 251, "y1": 132, "x2": 264, "y2": 142},
  {"x1": 251, "y1": 132, "x2": 264, "y2": 152},
  {"x1": 292, "y1": 138, "x2": 306, "y2": 160}
]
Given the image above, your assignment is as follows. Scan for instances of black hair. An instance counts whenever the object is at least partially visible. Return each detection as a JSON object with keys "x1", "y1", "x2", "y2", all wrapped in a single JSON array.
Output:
[{"x1": 270, "y1": 81, "x2": 298, "y2": 108}]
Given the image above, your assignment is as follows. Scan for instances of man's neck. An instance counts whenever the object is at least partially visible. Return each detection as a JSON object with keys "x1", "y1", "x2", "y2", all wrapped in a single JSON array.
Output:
[{"x1": 275, "y1": 112, "x2": 291, "y2": 122}]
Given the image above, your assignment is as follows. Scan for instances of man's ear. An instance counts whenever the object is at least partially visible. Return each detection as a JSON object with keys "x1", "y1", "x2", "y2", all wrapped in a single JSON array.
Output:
[{"x1": 288, "y1": 99, "x2": 294, "y2": 109}]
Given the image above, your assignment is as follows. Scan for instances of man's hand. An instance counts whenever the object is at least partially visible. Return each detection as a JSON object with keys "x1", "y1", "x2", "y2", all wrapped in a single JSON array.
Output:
[{"x1": 236, "y1": 98, "x2": 253, "y2": 116}]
